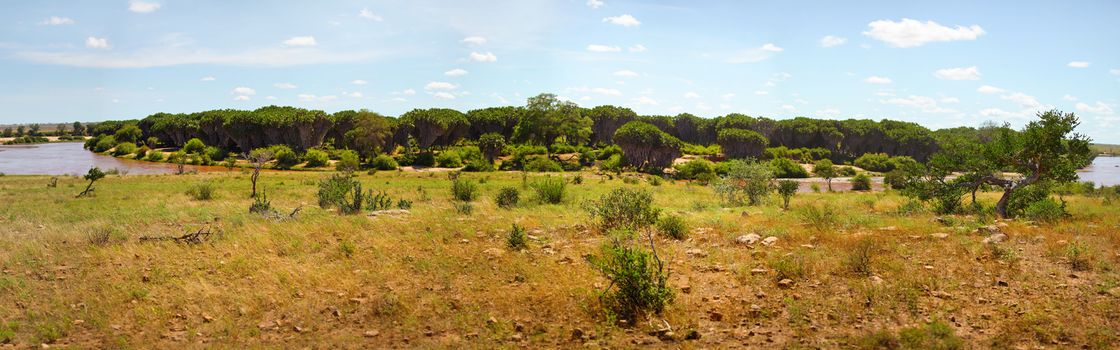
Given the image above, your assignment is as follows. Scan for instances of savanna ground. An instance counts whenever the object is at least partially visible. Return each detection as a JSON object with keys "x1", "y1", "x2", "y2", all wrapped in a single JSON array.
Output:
[{"x1": 0, "y1": 169, "x2": 1118, "y2": 349}]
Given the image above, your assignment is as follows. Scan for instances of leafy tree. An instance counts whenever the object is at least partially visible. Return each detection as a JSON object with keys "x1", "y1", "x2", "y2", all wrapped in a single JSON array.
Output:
[
  {"x1": 16, "y1": 125, "x2": 25, "y2": 136},
  {"x1": 1, "y1": 127, "x2": 11, "y2": 137},
  {"x1": 613, "y1": 121, "x2": 682, "y2": 173},
  {"x1": 514, "y1": 93, "x2": 592, "y2": 147},
  {"x1": 344, "y1": 110, "x2": 395, "y2": 160},
  {"x1": 77, "y1": 167, "x2": 106, "y2": 198},
  {"x1": 777, "y1": 179, "x2": 799, "y2": 209},
  {"x1": 28, "y1": 124, "x2": 41, "y2": 136},
  {"x1": 182, "y1": 138, "x2": 206, "y2": 154},
  {"x1": 401, "y1": 108, "x2": 469, "y2": 150},
  {"x1": 466, "y1": 106, "x2": 521, "y2": 139},
  {"x1": 718, "y1": 128, "x2": 768, "y2": 159},
  {"x1": 714, "y1": 160, "x2": 774, "y2": 206},
  {"x1": 247, "y1": 148, "x2": 275, "y2": 197},
  {"x1": 72, "y1": 122, "x2": 84, "y2": 136},
  {"x1": 587, "y1": 105, "x2": 637, "y2": 145},
  {"x1": 812, "y1": 159, "x2": 838, "y2": 191},
  {"x1": 114, "y1": 124, "x2": 142, "y2": 144},
  {"x1": 478, "y1": 133, "x2": 506, "y2": 165},
  {"x1": 55, "y1": 123, "x2": 67, "y2": 136}
]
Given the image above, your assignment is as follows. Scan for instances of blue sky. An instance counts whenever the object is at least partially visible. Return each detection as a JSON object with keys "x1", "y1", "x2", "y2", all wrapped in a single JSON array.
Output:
[{"x1": 1, "y1": 0, "x2": 1118, "y2": 142}]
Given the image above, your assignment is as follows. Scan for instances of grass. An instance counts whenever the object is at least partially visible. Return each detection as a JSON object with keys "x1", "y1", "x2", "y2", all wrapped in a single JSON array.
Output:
[{"x1": 0, "y1": 170, "x2": 1117, "y2": 348}]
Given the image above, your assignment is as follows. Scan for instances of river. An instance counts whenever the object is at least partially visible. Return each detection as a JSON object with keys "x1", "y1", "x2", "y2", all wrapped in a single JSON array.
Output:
[{"x1": 1, "y1": 142, "x2": 1119, "y2": 185}]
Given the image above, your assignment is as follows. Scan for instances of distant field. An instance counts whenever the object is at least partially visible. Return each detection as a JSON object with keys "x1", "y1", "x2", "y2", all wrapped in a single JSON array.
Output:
[{"x1": 1092, "y1": 143, "x2": 1119, "y2": 155}]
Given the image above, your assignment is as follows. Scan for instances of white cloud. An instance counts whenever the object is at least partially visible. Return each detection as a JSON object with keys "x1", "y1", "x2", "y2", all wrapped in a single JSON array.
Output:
[
  {"x1": 628, "y1": 44, "x2": 648, "y2": 53},
  {"x1": 298, "y1": 94, "x2": 337, "y2": 103},
  {"x1": 603, "y1": 14, "x2": 640, "y2": 27},
  {"x1": 587, "y1": 44, "x2": 621, "y2": 53},
  {"x1": 864, "y1": 76, "x2": 892, "y2": 84},
  {"x1": 721, "y1": 93, "x2": 735, "y2": 100},
  {"x1": 461, "y1": 36, "x2": 487, "y2": 45},
  {"x1": 273, "y1": 82, "x2": 297, "y2": 89},
  {"x1": 754, "y1": 91, "x2": 768, "y2": 96},
  {"x1": 265, "y1": 96, "x2": 277, "y2": 100},
  {"x1": 1067, "y1": 61, "x2": 1090, "y2": 68},
  {"x1": 444, "y1": 68, "x2": 469, "y2": 77},
  {"x1": 344, "y1": 92, "x2": 363, "y2": 98},
  {"x1": 683, "y1": 92, "x2": 700, "y2": 99},
  {"x1": 1062, "y1": 94, "x2": 1078, "y2": 101},
  {"x1": 863, "y1": 18, "x2": 985, "y2": 48},
  {"x1": 283, "y1": 36, "x2": 318, "y2": 47},
  {"x1": 469, "y1": 51, "x2": 497, "y2": 62},
  {"x1": 352, "y1": 79, "x2": 368, "y2": 85},
  {"x1": 880, "y1": 95, "x2": 957, "y2": 114},
  {"x1": 1111, "y1": 69, "x2": 1120, "y2": 76},
  {"x1": 820, "y1": 35, "x2": 847, "y2": 47},
  {"x1": 401, "y1": 88, "x2": 416, "y2": 95},
  {"x1": 200, "y1": 76, "x2": 215, "y2": 81},
  {"x1": 425, "y1": 81, "x2": 458, "y2": 90},
  {"x1": 85, "y1": 37, "x2": 109, "y2": 49},
  {"x1": 781, "y1": 104, "x2": 798, "y2": 113},
  {"x1": 614, "y1": 70, "x2": 639, "y2": 78},
  {"x1": 233, "y1": 95, "x2": 249, "y2": 101},
  {"x1": 40, "y1": 16, "x2": 75, "y2": 25},
  {"x1": 940, "y1": 97, "x2": 960, "y2": 103},
  {"x1": 433, "y1": 92, "x2": 456, "y2": 99},
  {"x1": 128, "y1": 1, "x2": 161, "y2": 13},
  {"x1": 633, "y1": 96, "x2": 658, "y2": 105},
  {"x1": 977, "y1": 85, "x2": 1004, "y2": 94},
  {"x1": 231, "y1": 87, "x2": 256, "y2": 96},
  {"x1": 816, "y1": 108, "x2": 840, "y2": 116},
  {"x1": 726, "y1": 43, "x2": 783, "y2": 64},
  {"x1": 1001, "y1": 92, "x2": 1042, "y2": 109},
  {"x1": 587, "y1": 0, "x2": 604, "y2": 9},
  {"x1": 358, "y1": 8, "x2": 383, "y2": 21},
  {"x1": 980, "y1": 108, "x2": 1014, "y2": 118},
  {"x1": 934, "y1": 66, "x2": 981, "y2": 80},
  {"x1": 1076, "y1": 101, "x2": 1114, "y2": 115}
]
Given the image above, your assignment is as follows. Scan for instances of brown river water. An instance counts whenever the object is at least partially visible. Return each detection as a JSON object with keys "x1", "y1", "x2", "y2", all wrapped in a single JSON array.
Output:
[{"x1": 1, "y1": 142, "x2": 1118, "y2": 186}]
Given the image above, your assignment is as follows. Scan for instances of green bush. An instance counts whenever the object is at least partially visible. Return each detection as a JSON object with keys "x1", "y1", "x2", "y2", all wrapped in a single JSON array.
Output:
[
  {"x1": 713, "y1": 160, "x2": 774, "y2": 206},
  {"x1": 336, "y1": 150, "x2": 360, "y2": 172},
  {"x1": 597, "y1": 144, "x2": 623, "y2": 160},
  {"x1": 884, "y1": 169, "x2": 909, "y2": 190},
  {"x1": 1023, "y1": 198, "x2": 1065, "y2": 222},
  {"x1": 454, "y1": 201, "x2": 474, "y2": 215},
  {"x1": 182, "y1": 138, "x2": 206, "y2": 154},
  {"x1": 673, "y1": 159, "x2": 716, "y2": 181},
  {"x1": 532, "y1": 177, "x2": 567, "y2": 204},
  {"x1": 93, "y1": 135, "x2": 117, "y2": 153},
  {"x1": 769, "y1": 157, "x2": 809, "y2": 178},
  {"x1": 853, "y1": 153, "x2": 893, "y2": 172},
  {"x1": 317, "y1": 174, "x2": 358, "y2": 210},
  {"x1": 777, "y1": 179, "x2": 799, "y2": 209},
  {"x1": 270, "y1": 145, "x2": 300, "y2": 170},
  {"x1": 414, "y1": 152, "x2": 436, "y2": 167},
  {"x1": 600, "y1": 154, "x2": 623, "y2": 173},
  {"x1": 507, "y1": 224, "x2": 528, "y2": 250},
  {"x1": 657, "y1": 215, "x2": 687, "y2": 240},
  {"x1": 135, "y1": 145, "x2": 149, "y2": 159},
  {"x1": 304, "y1": 149, "x2": 330, "y2": 168},
  {"x1": 585, "y1": 188, "x2": 661, "y2": 231},
  {"x1": 589, "y1": 236, "x2": 673, "y2": 323},
  {"x1": 897, "y1": 321, "x2": 963, "y2": 350},
  {"x1": 112, "y1": 142, "x2": 137, "y2": 156},
  {"x1": 145, "y1": 150, "x2": 165, "y2": 162},
  {"x1": 851, "y1": 173, "x2": 872, "y2": 191},
  {"x1": 495, "y1": 187, "x2": 520, "y2": 209},
  {"x1": 205, "y1": 146, "x2": 227, "y2": 161},
  {"x1": 451, "y1": 178, "x2": 479, "y2": 202},
  {"x1": 370, "y1": 154, "x2": 398, "y2": 170},
  {"x1": 436, "y1": 152, "x2": 463, "y2": 168},
  {"x1": 524, "y1": 157, "x2": 563, "y2": 172},
  {"x1": 186, "y1": 182, "x2": 216, "y2": 200}
]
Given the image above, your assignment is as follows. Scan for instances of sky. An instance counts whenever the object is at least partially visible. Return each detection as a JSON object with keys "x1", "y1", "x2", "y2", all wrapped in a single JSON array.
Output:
[{"x1": 1, "y1": 0, "x2": 1118, "y2": 142}]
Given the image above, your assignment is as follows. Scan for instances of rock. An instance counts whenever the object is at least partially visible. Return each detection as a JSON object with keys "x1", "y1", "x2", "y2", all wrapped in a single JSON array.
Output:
[
  {"x1": 931, "y1": 233, "x2": 949, "y2": 239},
  {"x1": 777, "y1": 278, "x2": 794, "y2": 288},
  {"x1": 708, "y1": 310, "x2": 723, "y2": 322},
  {"x1": 869, "y1": 276, "x2": 883, "y2": 285},
  {"x1": 997, "y1": 280, "x2": 1009, "y2": 287},
  {"x1": 483, "y1": 248, "x2": 504, "y2": 259},
  {"x1": 977, "y1": 225, "x2": 1001, "y2": 235},
  {"x1": 741, "y1": 211, "x2": 750, "y2": 217},
  {"x1": 750, "y1": 268, "x2": 768, "y2": 275},
  {"x1": 736, "y1": 234, "x2": 761, "y2": 245},
  {"x1": 571, "y1": 328, "x2": 585, "y2": 341},
  {"x1": 680, "y1": 285, "x2": 692, "y2": 294},
  {"x1": 761, "y1": 236, "x2": 779, "y2": 246},
  {"x1": 685, "y1": 248, "x2": 708, "y2": 258},
  {"x1": 982, "y1": 233, "x2": 1007, "y2": 244},
  {"x1": 364, "y1": 330, "x2": 380, "y2": 337},
  {"x1": 684, "y1": 329, "x2": 701, "y2": 340},
  {"x1": 879, "y1": 226, "x2": 898, "y2": 231}
]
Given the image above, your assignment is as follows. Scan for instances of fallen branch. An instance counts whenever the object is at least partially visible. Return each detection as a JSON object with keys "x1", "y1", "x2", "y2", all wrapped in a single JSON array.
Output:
[{"x1": 139, "y1": 226, "x2": 214, "y2": 245}]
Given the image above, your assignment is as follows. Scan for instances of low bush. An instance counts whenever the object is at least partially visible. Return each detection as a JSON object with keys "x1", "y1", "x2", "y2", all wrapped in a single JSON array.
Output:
[
  {"x1": 769, "y1": 157, "x2": 809, "y2": 178},
  {"x1": 656, "y1": 215, "x2": 687, "y2": 240},
  {"x1": 436, "y1": 152, "x2": 463, "y2": 168},
  {"x1": 845, "y1": 238, "x2": 875, "y2": 277},
  {"x1": 851, "y1": 173, "x2": 872, "y2": 191},
  {"x1": 370, "y1": 154, "x2": 399, "y2": 170},
  {"x1": 186, "y1": 182, "x2": 216, "y2": 200},
  {"x1": 270, "y1": 145, "x2": 300, "y2": 170},
  {"x1": 451, "y1": 178, "x2": 479, "y2": 202},
  {"x1": 182, "y1": 138, "x2": 206, "y2": 154},
  {"x1": 336, "y1": 150, "x2": 360, "y2": 172},
  {"x1": 112, "y1": 142, "x2": 137, "y2": 156},
  {"x1": 507, "y1": 224, "x2": 528, "y2": 250},
  {"x1": 454, "y1": 201, "x2": 473, "y2": 215},
  {"x1": 524, "y1": 157, "x2": 563, "y2": 172},
  {"x1": 799, "y1": 203, "x2": 838, "y2": 232},
  {"x1": 145, "y1": 150, "x2": 164, "y2": 162},
  {"x1": 532, "y1": 177, "x2": 567, "y2": 204},
  {"x1": 249, "y1": 191, "x2": 272, "y2": 214},
  {"x1": 303, "y1": 149, "x2": 330, "y2": 168},
  {"x1": 495, "y1": 187, "x2": 520, "y2": 209},
  {"x1": 588, "y1": 235, "x2": 673, "y2": 324},
  {"x1": 777, "y1": 179, "x2": 799, "y2": 209},
  {"x1": 585, "y1": 188, "x2": 661, "y2": 231},
  {"x1": 673, "y1": 159, "x2": 716, "y2": 181},
  {"x1": 1024, "y1": 198, "x2": 1065, "y2": 222}
]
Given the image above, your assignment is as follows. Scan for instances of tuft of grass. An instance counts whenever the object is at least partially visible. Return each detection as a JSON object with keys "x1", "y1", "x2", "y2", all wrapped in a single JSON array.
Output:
[
  {"x1": 454, "y1": 201, "x2": 473, "y2": 215},
  {"x1": 495, "y1": 186, "x2": 520, "y2": 209},
  {"x1": 656, "y1": 214, "x2": 687, "y2": 240},
  {"x1": 186, "y1": 181, "x2": 216, "y2": 200},
  {"x1": 531, "y1": 177, "x2": 566, "y2": 204},
  {"x1": 799, "y1": 202, "x2": 839, "y2": 232},
  {"x1": 845, "y1": 238, "x2": 875, "y2": 277},
  {"x1": 451, "y1": 178, "x2": 479, "y2": 202},
  {"x1": 1066, "y1": 242, "x2": 1092, "y2": 271},
  {"x1": 506, "y1": 224, "x2": 527, "y2": 250}
]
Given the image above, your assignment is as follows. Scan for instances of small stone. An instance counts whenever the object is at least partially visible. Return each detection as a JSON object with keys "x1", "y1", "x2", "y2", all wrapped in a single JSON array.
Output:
[
  {"x1": 741, "y1": 211, "x2": 750, "y2": 217},
  {"x1": 869, "y1": 276, "x2": 883, "y2": 285},
  {"x1": 708, "y1": 310, "x2": 723, "y2": 322},
  {"x1": 750, "y1": 268, "x2": 768, "y2": 275},
  {"x1": 684, "y1": 329, "x2": 701, "y2": 340},
  {"x1": 777, "y1": 278, "x2": 794, "y2": 288},
  {"x1": 363, "y1": 330, "x2": 380, "y2": 338},
  {"x1": 486, "y1": 317, "x2": 498, "y2": 325},
  {"x1": 982, "y1": 233, "x2": 1007, "y2": 244},
  {"x1": 761, "y1": 236, "x2": 779, "y2": 246},
  {"x1": 680, "y1": 285, "x2": 692, "y2": 294},
  {"x1": 997, "y1": 280, "x2": 1009, "y2": 287},
  {"x1": 571, "y1": 328, "x2": 585, "y2": 341},
  {"x1": 72, "y1": 319, "x2": 84, "y2": 325},
  {"x1": 736, "y1": 234, "x2": 761, "y2": 245},
  {"x1": 931, "y1": 233, "x2": 949, "y2": 239},
  {"x1": 483, "y1": 248, "x2": 504, "y2": 259},
  {"x1": 685, "y1": 248, "x2": 708, "y2": 258}
]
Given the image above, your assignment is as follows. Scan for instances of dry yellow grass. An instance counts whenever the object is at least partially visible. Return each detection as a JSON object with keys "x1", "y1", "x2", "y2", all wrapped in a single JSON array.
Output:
[{"x1": 0, "y1": 170, "x2": 1117, "y2": 348}]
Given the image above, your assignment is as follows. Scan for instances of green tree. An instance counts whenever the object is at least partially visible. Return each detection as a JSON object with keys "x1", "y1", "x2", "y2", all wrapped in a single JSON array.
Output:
[
  {"x1": 714, "y1": 160, "x2": 774, "y2": 206},
  {"x1": 77, "y1": 167, "x2": 106, "y2": 198},
  {"x1": 613, "y1": 121, "x2": 682, "y2": 173},
  {"x1": 16, "y1": 125, "x2": 25, "y2": 136},
  {"x1": 72, "y1": 122, "x2": 84, "y2": 136},
  {"x1": 717, "y1": 128, "x2": 768, "y2": 159},
  {"x1": 514, "y1": 93, "x2": 592, "y2": 147},
  {"x1": 114, "y1": 124, "x2": 143, "y2": 144},
  {"x1": 777, "y1": 179, "x2": 799, "y2": 209},
  {"x1": 587, "y1": 105, "x2": 637, "y2": 145},
  {"x1": 478, "y1": 133, "x2": 506, "y2": 165},
  {"x1": 401, "y1": 108, "x2": 469, "y2": 150},
  {"x1": 28, "y1": 124, "x2": 41, "y2": 136},
  {"x1": 1, "y1": 127, "x2": 11, "y2": 137},
  {"x1": 344, "y1": 110, "x2": 395, "y2": 160},
  {"x1": 812, "y1": 159, "x2": 838, "y2": 192}
]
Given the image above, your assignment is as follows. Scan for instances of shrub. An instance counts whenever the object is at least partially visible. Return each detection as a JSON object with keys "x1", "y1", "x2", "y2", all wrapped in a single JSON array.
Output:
[
  {"x1": 769, "y1": 253, "x2": 807, "y2": 281},
  {"x1": 897, "y1": 321, "x2": 963, "y2": 350},
  {"x1": 495, "y1": 187, "x2": 520, "y2": 209},
  {"x1": 588, "y1": 236, "x2": 673, "y2": 323},
  {"x1": 585, "y1": 188, "x2": 661, "y2": 231},
  {"x1": 853, "y1": 152, "x2": 893, "y2": 172},
  {"x1": 370, "y1": 154, "x2": 398, "y2": 170},
  {"x1": 845, "y1": 238, "x2": 875, "y2": 277},
  {"x1": 436, "y1": 152, "x2": 463, "y2": 168},
  {"x1": 304, "y1": 149, "x2": 329, "y2": 168},
  {"x1": 532, "y1": 177, "x2": 567, "y2": 204},
  {"x1": 112, "y1": 142, "x2": 137, "y2": 156},
  {"x1": 769, "y1": 157, "x2": 809, "y2": 178},
  {"x1": 94, "y1": 136, "x2": 117, "y2": 152},
  {"x1": 451, "y1": 178, "x2": 479, "y2": 202},
  {"x1": 524, "y1": 157, "x2": 563, "y2": 172},
  {"x1": 317, "y1": 174, "x2": 366, "y2": 214},
  {"x1": 270, "y1": 145, "x2": 300, "y2": 170},
  {"x1": 182, "y1": 138, "x2": 206, "y2": 154},
  {"x1": 507, "y1": 224, "x2": 528, "y2": 250},
  {"x1": 777, "y1": 179, "x2": 799, "y2": 209},
  {"x1": 186, "y1": 182, "x2": 216, "y2": 200},
  {"x1": 851, "y1": 173, "x2": 872, "y2": 191},
  {"x1": 799, "y1": 203, "x2": 838, "y2": 232},
  {"x1": 336, "y1": 150, "x2": 361, "y2": 172},
  {"x1": 249, "y1": 191, "x2": 272, "y2": 214},
  {"x1": 1023, "y1": 198, "x2": 1065, "y2": 222},
  {"x1": 673, "y1": 159, "x2": 716, "y2": 181},
  {"x1": 414, "y1": 152, "x2": 436, "y2": 167},
  {"x1": 135, "y1": 145, "x2": 149, "y2": 159},
  {"x1": 713, "y1": 160, "x2": 774, "y2": 206},
  {"x1": 1065, "y1": 242, "x2": 1092, "y2": 271},
  {"x1": 454, "y1": 201, "x2": 474, "y2": 215},
  {"x1": 884, "y1": 169, "x2": 910, "y2": 190},
  {"x1": 205, "y1": 146, "x2": 227, "y2": 161},
  {"x1": 599, "y1": 154, "x2": 623, "y2": 173},
  {"x1": 657, "y1": 215, "x2": 687, "y2": 240},
  {"x1": 145, "y1": 150, "x2": 164, "y2": 162}
]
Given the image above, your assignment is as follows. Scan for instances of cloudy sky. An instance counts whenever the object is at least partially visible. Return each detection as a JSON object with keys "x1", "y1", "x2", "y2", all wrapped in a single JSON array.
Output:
[{"x1": 1, "y1": 0, "x2": 1118, "y2": 142}]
